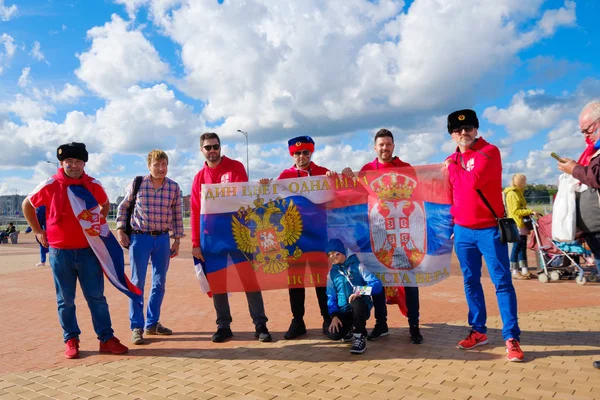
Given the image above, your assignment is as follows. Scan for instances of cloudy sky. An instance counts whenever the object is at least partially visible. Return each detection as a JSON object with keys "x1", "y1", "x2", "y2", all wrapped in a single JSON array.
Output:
[{"x1": 0, "y1": 0, "x2": 598, "y2": 201}]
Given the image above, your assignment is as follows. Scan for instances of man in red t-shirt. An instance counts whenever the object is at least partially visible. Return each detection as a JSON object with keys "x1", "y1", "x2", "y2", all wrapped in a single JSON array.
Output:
[
  {"x1": 191, "y1": 132, "x2": 271, "y2": 343},
  {"x1": 262, "y1": 135, "x2": 336, "y2": 339},
  {"x1": 22, "y1": 142, "x2": 128, "y2": 360},
  {"x1": 342, "y1": 129, "x2": 423, "y2": 344}
]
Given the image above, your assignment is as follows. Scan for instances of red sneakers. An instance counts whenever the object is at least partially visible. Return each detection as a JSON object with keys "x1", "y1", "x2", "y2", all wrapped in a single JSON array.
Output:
[
  {"x1": 64, "y1": 338, "x2": 80, "y2": 359},
  {"x1": 457, "y1": 330, "x2": 488, "y2": 349},
  {"x1": 99, "y1": 337, "x2": 129, "y2": 354},
  {"x1": 506, "y1": 338, "x2": 524, "y2": 362}
]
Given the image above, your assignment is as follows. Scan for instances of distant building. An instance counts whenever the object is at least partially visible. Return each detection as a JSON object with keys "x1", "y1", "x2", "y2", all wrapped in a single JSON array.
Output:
[{"x1": 0, "y1": 195, "x2": 27, "y2": 217}]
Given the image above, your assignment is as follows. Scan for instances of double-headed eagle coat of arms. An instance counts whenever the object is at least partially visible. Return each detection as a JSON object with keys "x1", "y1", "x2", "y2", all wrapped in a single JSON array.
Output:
[{"x1": 232, "y1": 197, "x2": 303, "y2": 274}]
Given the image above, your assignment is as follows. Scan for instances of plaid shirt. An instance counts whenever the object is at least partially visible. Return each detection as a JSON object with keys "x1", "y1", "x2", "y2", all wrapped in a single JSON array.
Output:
[{"x1": 116, "y1": 176, "x2": 184, "y2": 238}]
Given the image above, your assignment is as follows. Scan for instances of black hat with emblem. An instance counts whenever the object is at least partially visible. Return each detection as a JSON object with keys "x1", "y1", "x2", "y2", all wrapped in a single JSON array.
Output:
[
  {"x1": 447, "y1": 109, "x2": 479, "y2": 133},
  {"x1": 56, "y1": 142, "x2": 89, "y2": 162}
]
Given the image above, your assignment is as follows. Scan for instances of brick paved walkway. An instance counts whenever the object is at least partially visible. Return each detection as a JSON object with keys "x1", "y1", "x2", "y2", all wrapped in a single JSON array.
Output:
[{"x1": 1, "y1": 234, "x2": 599, "y2": 399}]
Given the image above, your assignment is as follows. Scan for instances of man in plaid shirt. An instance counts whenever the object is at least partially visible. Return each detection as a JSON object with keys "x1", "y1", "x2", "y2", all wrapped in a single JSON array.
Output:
[{"x1": 116, "y1": 149, "x2": 184, "y2": 345}]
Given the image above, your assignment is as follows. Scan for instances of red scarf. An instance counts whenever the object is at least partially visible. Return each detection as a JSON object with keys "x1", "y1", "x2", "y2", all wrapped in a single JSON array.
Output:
[
  {"x1": 577, "y1": 137, "x2": 596, "y2": 167},
  {"x1": 50, "y1": 168, "x2": 95, "y2": 225}
]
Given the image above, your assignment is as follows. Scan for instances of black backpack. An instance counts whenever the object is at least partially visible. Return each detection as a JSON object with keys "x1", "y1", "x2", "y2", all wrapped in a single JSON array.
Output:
[{"x1": 123, "y1": 176, "x2": 143, "y2": 248}]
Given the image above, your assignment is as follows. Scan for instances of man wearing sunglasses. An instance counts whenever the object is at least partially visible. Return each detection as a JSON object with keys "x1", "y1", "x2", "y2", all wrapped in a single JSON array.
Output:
[
  {"x1": 555, "y1": 102, "x2": 600, "y2": 371},
  {"x1": 191, "y1": 132, "x2": 271, "y2": 343},
  {"x1": 341, "y1": 129, "x2": 423, "y2": 344},
  {"x1": 262, "y1": 135, "x2": 335, "y2": 339},
  {"x1": 443, "y1": 109, "x2": 523, "y2": 362}
]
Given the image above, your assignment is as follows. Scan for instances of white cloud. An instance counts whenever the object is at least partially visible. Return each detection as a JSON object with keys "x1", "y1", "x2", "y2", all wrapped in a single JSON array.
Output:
[
  {"x1": 75, "y1": 14, "x2": 169, "y2": 98},
  {"x1": 17, "y1": 67, "x2": 31, "y2": 88},
  {"x1": 0, "y1": 0, "x2": 17, "y2": 21},
  {"x1": 0, "y1": 33, "x2": 16, "y2": 74},
  {"x1": 114, "y1": 0, "x2": 150, "y2": 19},
  {"x1": 483, "y1": 90, "x2": 572, "y2": 144},
  {"x1": 0, "y1": 94, "x2": 55, "y2": 122},
  {"x1": 48, "y1": 83, "x2": 85, "y2": 103},
  {"x1": 93, "y1": 83, "x2": 203, "y2": 152},
  {"x1": 537, "y1": 0, "x2": 576, "y2": 36},
  {"x1": 29, "y1": 41, "x2": 46, "y2": 62},
  {"x1": 147, "y1": 0, "x2": 577, "y2": 141}
]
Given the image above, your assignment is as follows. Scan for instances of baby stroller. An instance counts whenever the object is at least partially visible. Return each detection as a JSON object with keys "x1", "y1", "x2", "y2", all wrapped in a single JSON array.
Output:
[{"x1": 527, "y1": 214, "x2": 595, "y2": 285}]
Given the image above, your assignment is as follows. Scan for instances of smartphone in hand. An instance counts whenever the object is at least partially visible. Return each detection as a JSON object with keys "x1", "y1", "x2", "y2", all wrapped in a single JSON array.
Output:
[
  {"x1": 551, "y1": 152, "x2": 565, "y2": 162},
  {"x1": 354, "y1": 286, "x2": 372, "y2": 296}
]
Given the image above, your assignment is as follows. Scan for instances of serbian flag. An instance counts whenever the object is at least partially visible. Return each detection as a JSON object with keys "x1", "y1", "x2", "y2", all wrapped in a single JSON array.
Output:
[
  {"x1": 326, "y1": 164, "x2": 454, "y2": 289},
  {"x1": 200, "y1": 178, "x2": 334, "y2": 294},
  {"x1": 67, "y1": 185, "x2": 142, "y2": 301}
]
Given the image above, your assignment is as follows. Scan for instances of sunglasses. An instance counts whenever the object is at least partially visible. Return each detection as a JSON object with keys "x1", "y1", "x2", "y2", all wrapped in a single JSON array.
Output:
[
  {"x1": 203, "y1": 144, "x2": 220, "y2": 151},
  {"x1": 581, "y1": 117, "x2": 600, "y2": 135},
  {"x1": 451, "y1": 125, "x2": 475, "y2": 134},
  {"x1": 293, "y1": 150, "x2": 311, "y2": 157}
]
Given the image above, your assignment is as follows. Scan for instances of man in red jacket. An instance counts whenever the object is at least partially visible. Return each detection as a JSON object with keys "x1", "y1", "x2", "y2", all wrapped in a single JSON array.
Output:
[
  {"x1": 342, "y1": 129, "x2": 423, "y2": 344},
  {"x1": 262, "y1": 135, "x2": 334, "y2": 339},
  {"x1": 443, "y1": 109, "x2": 523, "y2": 362},
  {"x1": 191, "y1": 132, "x2": 271, "y2": 343}
]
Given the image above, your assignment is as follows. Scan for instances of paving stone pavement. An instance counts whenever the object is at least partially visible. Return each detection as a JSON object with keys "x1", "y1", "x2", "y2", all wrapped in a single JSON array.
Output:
[{"x1": 1, "y1": 233, "x2": 600, "y2": 399}]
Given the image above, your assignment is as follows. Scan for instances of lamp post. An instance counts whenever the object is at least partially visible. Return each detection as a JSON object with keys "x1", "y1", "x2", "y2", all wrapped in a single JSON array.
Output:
[
  {"x1": 237, "y1": 129, "x2": 249, "y2": 178},
  {"x1": 45, "y1": 160, "x2": 59, "y2": 168}
]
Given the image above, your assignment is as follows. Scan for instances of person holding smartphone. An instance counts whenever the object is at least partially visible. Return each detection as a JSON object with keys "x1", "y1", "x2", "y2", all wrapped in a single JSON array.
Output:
[
  {"x1": 554, "y1": 101, "x2": 600, "y2": 370},
  {"x1": 325, "y1": 238, "x2": 383, "y2": 354}
]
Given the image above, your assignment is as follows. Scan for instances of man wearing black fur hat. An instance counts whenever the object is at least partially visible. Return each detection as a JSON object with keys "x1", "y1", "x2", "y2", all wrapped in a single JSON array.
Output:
[
  {"x1": 443, "y1": 110, "x2": 524, "y2": 362},
  {"x1": 22, "y1": 142, "x2": 129, "y2": 359}
]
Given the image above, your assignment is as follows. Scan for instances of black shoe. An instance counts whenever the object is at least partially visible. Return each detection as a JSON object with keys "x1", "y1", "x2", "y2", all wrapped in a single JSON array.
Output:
[
  {"x1": 367, "y1": 323, "x2": 389, "y2": 341},
  {"x1": 409, "y1": 326, "x2": 423, "y2": 345},
  {"x1": 341, "y1": 330, "x2": 354, "y2": 342},
  {"x1": 254, "y1": 324, "x2": 272, "y2": 342},
  {"x1": 211, "y1": 327, "x2": 233, "y2": 343},
  {"x1": 322, "y1": 318, "x2": 331, "y2": 336},
  {"x1": 350, "y1": 333, "x2": 367, "y2": 354},
  {"x1": 593, "y1": 361, "x2": 600, "y2": 369},
  {"x1": 284, "y1": 319, "x2": 307, "y2": 340}
]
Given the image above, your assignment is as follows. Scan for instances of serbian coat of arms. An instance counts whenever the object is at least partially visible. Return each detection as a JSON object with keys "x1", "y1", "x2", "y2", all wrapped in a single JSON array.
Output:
[
  {"x1": 368, "y1": 172, "x2": 426, "y2": 269},
  {"x1": 77, "y1": 208, "x2": 109, "y2": 237},
  {"x1": 231, "y1": 197, "x2": 303, "y2": 274}
]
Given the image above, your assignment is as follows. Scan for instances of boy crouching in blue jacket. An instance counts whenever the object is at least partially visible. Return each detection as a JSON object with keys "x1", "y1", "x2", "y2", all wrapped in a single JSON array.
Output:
[{"x1": 326, "y1": 238, "x2": 383, "y2": 354}]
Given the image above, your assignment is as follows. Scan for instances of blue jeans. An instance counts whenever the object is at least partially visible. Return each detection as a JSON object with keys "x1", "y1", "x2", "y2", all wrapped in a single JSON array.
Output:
[
  {"x1": 129, "y1": 232, "x2": 171, "y2": 330},
  {"x1": 454, "y1": 225, "x2": 520, "y2": 341},
  {"x1": 582, "y1": 233, "x2": 600, "y2": 276},
  {"x1": 509, "y1": 235, "x2": 528, "y2": 264},
  {"x1": 39, "y1": 244, "x2": 48, "y2": 263},
  {"x1": 49, "y1": 247, "x2": 114, "y2": 342}
]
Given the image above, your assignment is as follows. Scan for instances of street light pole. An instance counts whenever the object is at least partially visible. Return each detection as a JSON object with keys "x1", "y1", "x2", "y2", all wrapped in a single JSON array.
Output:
[
  {"x1": 45, "y1": 160, "x2": 59, "y2": 168},
  {"x1": 237, "y1": 129, "x2": 249, "y2": 178}
]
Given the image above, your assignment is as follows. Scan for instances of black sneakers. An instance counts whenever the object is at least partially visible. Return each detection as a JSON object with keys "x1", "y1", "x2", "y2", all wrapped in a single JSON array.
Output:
[
  {"x1": 145, "y1": 322, "x2": 172, "y2": 336},
  {"x1": 341, "y1": 330, "x2": 354, "y2": 342},
  {"x1": 284, "y1": 319, "x2": 307, "y2": 340},
  {"x1": 211, "y1": 327, "x2": 233, "y2": 343},
  {"x1": 350, "y1": 333, "x2": 367, "y2": 354},
  {"x1": 593, "y1": 361, "x2": 600, "y2": 369},
  {"x1": 254, "y1": 324, "x2": 272, "y2": 342},
  {"x1": 409, "y1": 326, "x2": 423, "y2": 344},
  {"x1": 367, "y1": 323, "x2": 389, "y2": 340}
]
